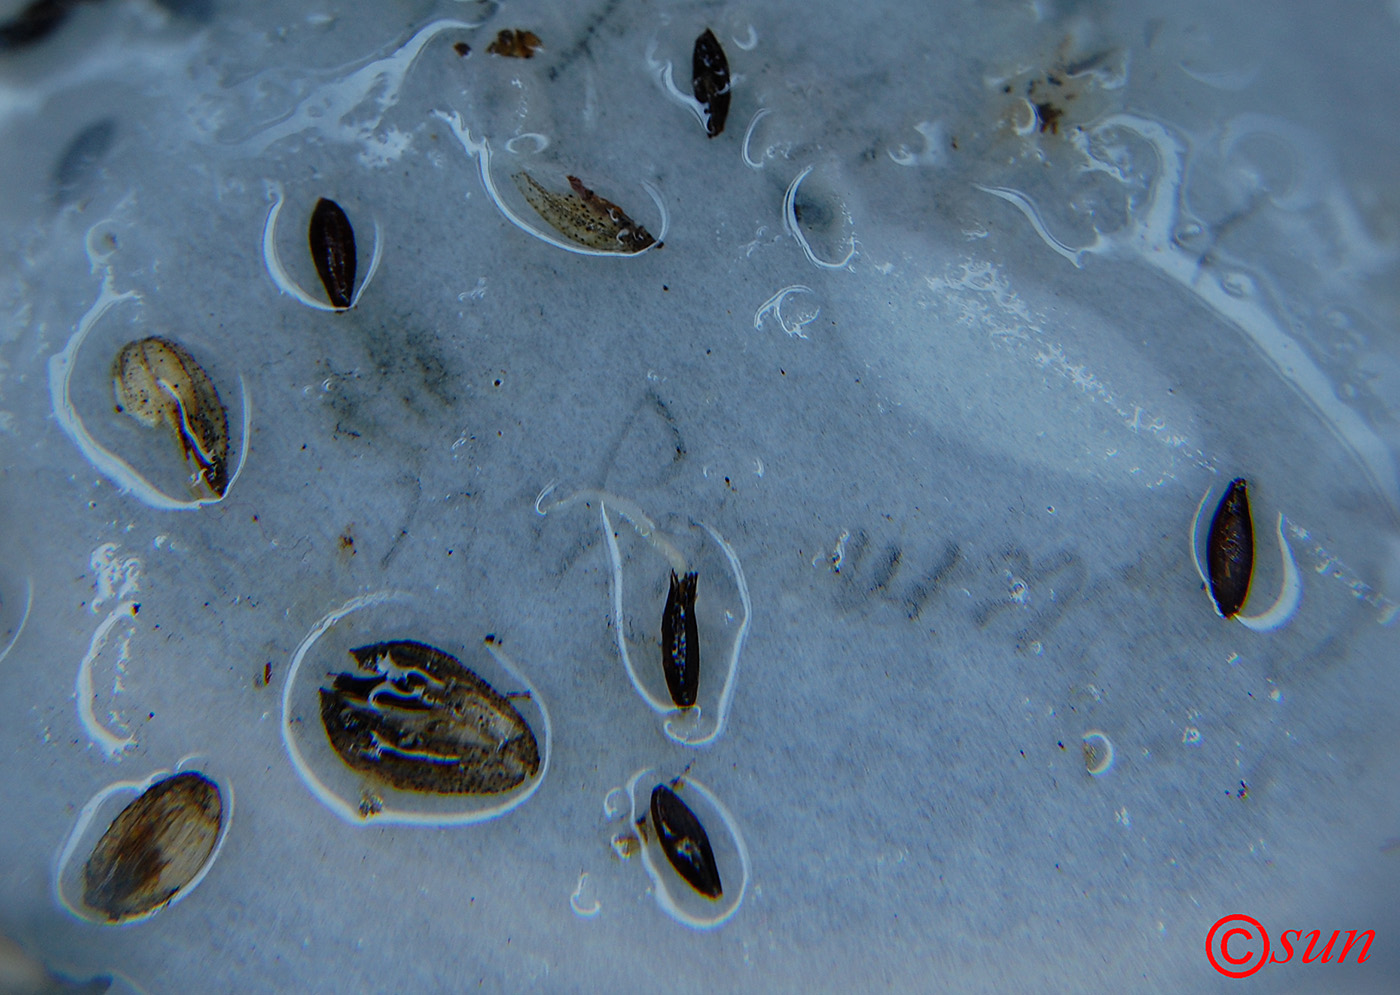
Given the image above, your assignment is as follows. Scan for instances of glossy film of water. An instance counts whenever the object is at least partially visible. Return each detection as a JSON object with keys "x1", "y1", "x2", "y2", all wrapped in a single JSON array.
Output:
[{"x1": 0, "y1": 0, "x2": 1397, "y2": 991}]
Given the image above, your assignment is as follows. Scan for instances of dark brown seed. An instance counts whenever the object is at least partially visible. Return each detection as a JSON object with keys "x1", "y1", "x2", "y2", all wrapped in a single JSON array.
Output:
[
  {"x1": 691, "y1": 28, "x2": 731, "y2": 138},
  {"x1": 650, "y1": 782, "x2": 722, "y2": 899},
  {"x1": 486, "y1": 28, "x2": 541, "y2": 59},
  {"x1": 308, "y1": 197, "x2": 356, "y2": 309},
  {"x1": 82, "y1": 772, "x2": 223, "y2": 922},
  {"x1": 319, "y1": 640, "x2": 540, "y2": 795},
  {"x1": 1207, "y1": 478, "x2": 1254, "y2": 618},
  {"x1": 661, "y1": 570, "x2": 699, "y2": 708}
]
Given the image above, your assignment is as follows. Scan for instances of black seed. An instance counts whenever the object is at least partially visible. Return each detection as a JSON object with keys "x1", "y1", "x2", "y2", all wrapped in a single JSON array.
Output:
[
  {"x1": 308, "y1": 197, "x2": 357, "y2": 309},
  {"x1": 661, "y1": 570, "x2": 699, "y2": 708},
  {"x1": 650, "y1": 782, "x2": 722, "y2": 899},
  {"x1": 692, "y1": 28, "x2": 730, "y2": 138},
  {"x1": 1207, "y1": 478, "x2": 1253, "y2": 618},
  {"x1": 319, "y1": 640, "x2": 539, "y2": 795}
]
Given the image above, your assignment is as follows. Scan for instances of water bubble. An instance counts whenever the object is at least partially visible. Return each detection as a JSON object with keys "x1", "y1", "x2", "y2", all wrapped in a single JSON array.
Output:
[
  {"x1": 1219, "y1": 271, "x2": 1254, "y2": 298},
  {"x1": 1081, "y1": 731, "x2": 1115, "y2": 776}
]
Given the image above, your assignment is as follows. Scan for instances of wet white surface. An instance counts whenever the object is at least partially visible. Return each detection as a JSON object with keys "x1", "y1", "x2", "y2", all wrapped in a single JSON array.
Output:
[{"x1": 1, "y1": 0, "x2": 1398, "y2": 991}]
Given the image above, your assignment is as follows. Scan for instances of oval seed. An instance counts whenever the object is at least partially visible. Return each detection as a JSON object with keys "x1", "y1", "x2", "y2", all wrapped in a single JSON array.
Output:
[
  {"x1": 82, "y1": 772, "x2": 223, "y2": 922},
  {"x1": 661, "y1": 570, "x2": 699, "y2": 708},
  {"x1": 650, "y1": 782, "x2": 722, "y2": 899},
  {"x1": 112, "y1": 336, "x2": 230, "y2": 496},
  {"x1": 308, "y1": 197, "x2": 357, "y2": 309},
  {"x1": 691, "y1": 28, "x2": 731, "y2": 138},
  {"x1": 512, "y1": 171, "x2": 657, "y2": 253},
  {"x1": 1207, "y1": 478, "x2": 1254, "y2": 618},
  {"x1": 319, "y1": 640, "x2": 540, "y2": 795}
]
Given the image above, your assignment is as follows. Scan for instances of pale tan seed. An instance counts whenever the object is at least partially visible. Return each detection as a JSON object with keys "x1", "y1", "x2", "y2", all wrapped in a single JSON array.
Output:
[
  {"x1": 512, "y1": 171, "x2": 656, "y2": 253},
  {"x1": 82, "y1": 772, "x2": 223, "y2": 922},
  {"x1": 112, "y1": 337, "x2": 230, "y2": 496}
]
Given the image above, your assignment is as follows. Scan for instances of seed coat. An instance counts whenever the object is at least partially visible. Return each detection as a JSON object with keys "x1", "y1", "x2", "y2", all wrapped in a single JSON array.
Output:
[{"x1": 319, "y1": 640, "x2": 540, "y2": 795}]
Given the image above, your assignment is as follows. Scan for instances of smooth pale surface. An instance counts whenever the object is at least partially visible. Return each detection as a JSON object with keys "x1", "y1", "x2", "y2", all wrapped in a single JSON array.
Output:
[{"x1": 1, "y1": 0, "x2": 1398, "y2": 992}]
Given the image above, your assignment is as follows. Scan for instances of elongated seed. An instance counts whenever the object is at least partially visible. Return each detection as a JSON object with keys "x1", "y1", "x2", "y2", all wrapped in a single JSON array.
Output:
[
  {"x1": 308, "y1": 198, "x2": 357, "y2": 309},
  {"x1": 661, "y1": 570, "x2": 699, "y2": 708},
  {"x1": 1207, "y1": 478, "x2": 1253, "y2": 618},
  {"x1": 650, "y1": 782, "x2": 722, "y2": 899},
  {"x1": 112, "y1": 336, "x2": 230, "y2": 496},
  {"x1": 692, "y1": 28, "x2": 730, "y2": 138},
  {"x1": 512, "y1": 171, "x2": 656, "y2": 253}
]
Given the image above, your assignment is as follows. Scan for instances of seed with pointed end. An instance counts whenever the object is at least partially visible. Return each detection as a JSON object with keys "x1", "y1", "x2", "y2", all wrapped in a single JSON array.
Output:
[
  {"x1": 650, "y1": 782, "x2": 722, "y2": 899},
  {"x1": 83, "y1": 772, "x2": 223, "y2": 922},
  {"x1": 1207, "y1": 478, "x2": 1253, "y2": 618},
  {"x1": 692, "y1": 28, "x2": 730, "y2": 138},
  {"x1": 308, "y1": 198, "x2": 357, "y2": 309},
  {"x1": 319, "y1": 640, "x2": 540, "y2": 795},
  {"x1": 512, "y1": 171, "x2": 657, "y2": 253},
  {"x1": 112, "y1": 336, "x2": 230, "y2": 496},
  {"x1": 661, "y1": 570, "x2": 699, "y2": 708}
]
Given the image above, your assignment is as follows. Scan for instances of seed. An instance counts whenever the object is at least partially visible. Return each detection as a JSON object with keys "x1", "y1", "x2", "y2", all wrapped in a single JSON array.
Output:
[
  {"x1": 512, "y1": 171, "x2": 657, "y2": 253},
  {"x1": 112, "y1": 337, "x2": 230, "y2": 496},
  {"x1": 308, "y1": 198, "x2": 357, "y2": 309},
  {"x1": 650, "y1": 782, "x2": 722, "y2": 899},
  {"x1": 691, "y1": 28, "x2": 730, "y2": 138},
  {"x1": 319, "y1": 640, "x2": 540, "y2": 795},
  {"x1": 82, "y1": 772, "x2": 223, "y2": 922},
  {"x1": 661, "y1": 570, "x2": 699, "y2": 708},
  {"x1": 486, "y1": 29, "x2": 541, "y2": 59},
  {"x1": 1207, "y1": 478, "x2": 1254, "y2": 618}
]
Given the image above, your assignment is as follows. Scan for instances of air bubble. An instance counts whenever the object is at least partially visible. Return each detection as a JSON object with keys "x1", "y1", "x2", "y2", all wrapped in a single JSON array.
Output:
[{"x1": 1082, "y1": 731, "x2": 1114, "y2": 776}]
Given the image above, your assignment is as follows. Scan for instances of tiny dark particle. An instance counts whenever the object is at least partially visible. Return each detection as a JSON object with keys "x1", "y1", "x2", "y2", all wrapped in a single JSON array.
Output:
[
  {"x1": 650, "y1": 782, "x2": 722, "y2": 899},
  {"x1": 453, "y1": 41, "x2": 470, "y2": 57},
  {"x1": 691, "y1": 28, "x2": 731, "y2": 138},
  {"x1": 661, "y1": 570, "x2": 699, "y2": 708},
  {"x1": 1206, "y1": 478, "x2": 1254, "y2": 619},
  {"x1": 308, "y1": 198, "x2": 357, "y2": 309},
  {"x1": 1035, "y1": 102, "x2": 1063, "y2": 134}
]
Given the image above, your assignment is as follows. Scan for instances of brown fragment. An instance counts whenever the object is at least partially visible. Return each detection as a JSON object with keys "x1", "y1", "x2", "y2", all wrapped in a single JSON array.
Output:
[
  {"x1": 452, "y1": 41, "x2": 470, "y2": 57},
  {"x1": 486, "y1": 29, "x2": 540, "y2": 58}
]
